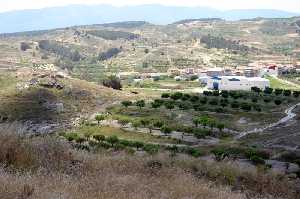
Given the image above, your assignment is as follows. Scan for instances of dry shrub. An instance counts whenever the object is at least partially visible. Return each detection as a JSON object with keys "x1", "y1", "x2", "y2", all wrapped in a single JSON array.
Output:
[
  {"x1": 0, "y1": 126, "x2": 36, "y2": 170},
  {"x1": 0, "y1": 154, "x2": 248, "y2": 199},
  {"x1": 0, "y1": 124, "x2": 74, "y2": 172},
  {"x1": 0, "y1": 125, "x2": 298, "y2": 199},
  {"x1": 173, "y1": 157, "x2": 299, "y2": 199}
]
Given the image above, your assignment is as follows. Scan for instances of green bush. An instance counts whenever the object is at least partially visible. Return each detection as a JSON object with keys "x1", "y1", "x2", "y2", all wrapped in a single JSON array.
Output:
[
  {"x1": 161, "y1": 126, "x2": 172, "y2": 135},
  {"x1": 143, "y1": 144, "x2": 159, "y2": 155},
  {"x1": 220, "y1": 99, "x2": 229, "y2": 107},
  {"x1": 212, "y1": 90, "x2": 220, "y2": 96},
  {"x1": 64, "y1": 133, "x2": 80, "y2": 142},
  {"x1": 164, "y1": 102, "x2": 175, "y2": 109},
  {"x1": 251, "y1": 98, "x2": 258, "y2": 103},
  {"x1": 119, "y1": 140, "x2": 132, "y2": 147},
  {"x1": 121, "y1": 101, "x2": 133, "y2": 108},
  {"x1": 199, "y1": 97, "x2": 208, "y2": 104},
  {"x1": 214, "y1": 107, "x2": 224, "y2": 113},
  {"x1": 119, "y1": 118, "x2": 131, "y2": 126},
  {"x1": 209, "y1": 99, "x2": 219, "y2": 106},
  {"x1": 203, "y1": 91, "x2": 213, "y2": 96},
  {"x1": 183, "y1": 126, "x2": 194, "y2": 134},
  {"x1": 151, "y1": 99, "x2": 164, "y2": 108},
  {"x1": 135, "y1": 100, "x2": 145, "y2": 109},
  {"x1": 170, "y1": 92, "x2": 183, "y2": 100},
  {"x1": 217, "y1": 123, "x2": 225, "y2": 132},
  {"x1": 75, "y1": 136, "x2": 86, "y2": 144},
  {"x1": 190, "y1": 95, "x2": 200, "y2": 102},
  {"x1": 253, "y1": 105, "x2": 262, "y2": 112},
  {"x1": 106, "y1": 136, "x2": 119, "y2": 146},
  {"x1": 212, "y1": 148, "x2": 229, "y2": 161},
  {"x1": 283, "y1": 90, "x2": 291, "y2": 96},
  {"x1": 95, "y1": 114, "x2": 106, "y2": 125},
  {"x1": 132, "y1": 120, "x2": 141, "y2": 129},
  {"x1": 185, "y1": 147, "x2": 203, "y2": 158},
  {"x1": 231, "y1": 101, "x2": 240, "y2": 109},
  {"x1": 293, "y1": 91, "x2": 300, "y2": 98},
  {"x1": 250, "y1": 155, "x2": 265, "y2": 165},
  {"x1": 263, "y1": 97, "x2": 272, "y2": 103},
  {"x1": 251, "y1": 87, "x2": 262, "y2": 93},
  {"x1": 193, "y1": 129, "x2": 211, "y2": 139},
  {"x1": 103, "y1": 75, "x2": 122, "y2": 90},
  {"x1": 140, "y1": 119, "x2": 150, "y2": 127},
  {"x1": 190, "y1": 75, "x2": 199, "y2": 81},
  {"x1": 181, "y1": 94, "x2": 191, "y2": 101},
  {"x1": 264, "y1": 87, "x2": 273, "y2": 95},
  {"x1": 93, "y1": 134, "x2": 106, "y2": 142},
  {"x1": 132, "y1": 141, "x2": 144, "y2": 150},
  {"x1": 229, "y1": 91, "x2": 242, "y2": 99},
  {"x1": 178, "y1": 102, "x2": 190, "y2": 110},
  {"x1": 154, "y1": 99, "x2": 164, "y2": 104},
  {"x1": 245, "y1": 148, "x2": 270, "y2": 160},
  {"x1": 193, "y1": 104, "x2": 204, "y2": 111},
  {"x1": 153, "y1": 120, "x2": 164, "y2": 128},
  {"x1": 274, "y1": 99, "x2": 282, "y2": 105},
  {"x1": 240, "y1": 103, "x2": 251, "y2": 111},
  {"x1": 161, "y1": 93, "x2": 170, "y2": 98},
  {"x1": 221, "y1": 90, "x2": 229, "y2": 98},
  {"x1": 275, "y1": 89, "x2": 283, "y2": 95}
]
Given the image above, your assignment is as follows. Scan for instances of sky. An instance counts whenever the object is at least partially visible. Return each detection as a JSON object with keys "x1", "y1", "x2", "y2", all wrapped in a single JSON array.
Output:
[{"x1": 1, "y1": 0, "x2": 300, "y2": 13}]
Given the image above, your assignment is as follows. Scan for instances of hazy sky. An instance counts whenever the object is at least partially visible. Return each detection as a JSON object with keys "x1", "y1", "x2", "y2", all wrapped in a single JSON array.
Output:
[{"x1": 1, "y1": 0, "x2": 300, "y2": 13}]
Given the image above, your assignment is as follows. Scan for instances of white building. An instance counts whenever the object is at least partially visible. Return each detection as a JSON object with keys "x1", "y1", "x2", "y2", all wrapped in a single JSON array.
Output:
[
  {"x1": 260, "y1": 65, "x2": 278, "y2": 77},
  {"x1": 207, "y1": 76, "x2": 270, "y2": 91},
  {"x1": 184, "y1": 68, "x2": 196, "y2": 75}
]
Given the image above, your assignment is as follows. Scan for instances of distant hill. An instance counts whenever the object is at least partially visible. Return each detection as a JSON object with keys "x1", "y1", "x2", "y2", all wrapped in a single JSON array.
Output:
[{"x1": 0, "y1": 4, "x2": 299, "y2": 33}]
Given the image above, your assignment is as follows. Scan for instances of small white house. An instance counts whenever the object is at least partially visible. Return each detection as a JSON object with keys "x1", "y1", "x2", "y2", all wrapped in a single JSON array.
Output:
[
  {"x1": 207, "y1": 76, "x2": 270, "y2": 91},
  {"x1": 260, "y1": 65, "x2": 278, "y2": 77},
  {"x1": 174, "y1": 76, "x2": 186, "y2": 81}
]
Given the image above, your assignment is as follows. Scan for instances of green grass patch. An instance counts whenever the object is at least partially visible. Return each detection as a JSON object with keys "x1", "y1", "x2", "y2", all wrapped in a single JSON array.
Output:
[
  {"x1": 266, "y1": 76, "x2": 300, "y2": 90},
  {"x1": 68, "y1": 126, "x2": 178, "y2": 144}
]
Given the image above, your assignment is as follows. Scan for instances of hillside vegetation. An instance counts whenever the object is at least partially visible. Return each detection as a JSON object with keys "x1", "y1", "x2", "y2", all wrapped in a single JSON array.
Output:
[
  {"x1": 0, "y1": 18, "x2": 299, "y2": 83},
  {"x1": 0, "y1": 18, "x2": 300, "y2": 199},
  {"x1": 0, "y1": 125, "x2": 299, "y2": 199}
]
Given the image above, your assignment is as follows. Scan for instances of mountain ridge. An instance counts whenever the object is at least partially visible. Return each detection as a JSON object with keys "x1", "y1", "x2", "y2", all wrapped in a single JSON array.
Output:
[{"x1": 0, "y1": 4, "x2": 299, "y2": 33}]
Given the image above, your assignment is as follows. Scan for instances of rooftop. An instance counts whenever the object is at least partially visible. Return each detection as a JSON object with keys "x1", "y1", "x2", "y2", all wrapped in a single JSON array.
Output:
[{"x1": 211, "y1": 76, "x2": 269, "y2": 82}]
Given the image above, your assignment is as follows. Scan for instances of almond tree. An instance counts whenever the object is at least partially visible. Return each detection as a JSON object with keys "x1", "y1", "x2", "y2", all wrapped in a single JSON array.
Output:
[{"x1": 95, "y1": 114, "x2": 106, "y2": 126}]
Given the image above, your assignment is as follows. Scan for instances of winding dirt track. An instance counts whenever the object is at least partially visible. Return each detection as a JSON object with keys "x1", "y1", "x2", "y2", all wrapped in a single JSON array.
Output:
[{"x1": 236, "y1": 103, "x2": 300, "y2": 139}]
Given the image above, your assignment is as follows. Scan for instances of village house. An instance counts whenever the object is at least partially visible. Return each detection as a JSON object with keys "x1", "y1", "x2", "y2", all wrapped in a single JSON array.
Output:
[
  {"x1": 295, "y1": 62, "x2": 300, "y2": 69},
  {"x1": 184, "y1": 68, "x2": 196, "y2": 75},
  {"x1": 260, "y1": 64, "x2": 279, "y2": 77},
  {"x1": 167, "y1": 67, "x2": 181, "y2": 76},
  {"x1": 206, "y1": 67, "x2": 224, "y2": 77},
  {"x1": 223, "y1": 68, "x2": 233, "y2": 76},
  {"x1": 244, "y1": 67, "x2": 259, "y2": 77},
  {"x1": 117, "y1": 72, "x2": 140, "y2": 80}
]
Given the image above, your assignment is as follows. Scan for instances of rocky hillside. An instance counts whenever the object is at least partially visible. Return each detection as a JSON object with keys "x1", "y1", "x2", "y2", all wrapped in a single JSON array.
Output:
[
  {"x1": 0, "y1": 67, "x2": 135, "y2": 134},
  {"x1": 0, "y1": 18, "x2": 299, "y2": 82}
]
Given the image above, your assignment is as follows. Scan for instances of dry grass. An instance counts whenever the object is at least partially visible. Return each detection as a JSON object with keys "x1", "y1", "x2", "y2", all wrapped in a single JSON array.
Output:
[
  {"x1": 0, "y1": 124, "x2": 73, "y2": 171},
  {"x1": 0, "y1": 153, "x2": 247, "y2": 199},
  {"x1": 0, "y1": 124, "x2": 298, "y2": 199}
]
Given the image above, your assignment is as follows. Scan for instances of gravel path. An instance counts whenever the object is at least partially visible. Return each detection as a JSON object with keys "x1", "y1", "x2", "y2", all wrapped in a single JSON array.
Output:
[{"x1": 236, "y1": 103, "x2": 300, "y2": 139}]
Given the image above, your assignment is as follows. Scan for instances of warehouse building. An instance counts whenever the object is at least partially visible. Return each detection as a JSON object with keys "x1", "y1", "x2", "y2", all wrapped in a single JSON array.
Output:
[{"x1": 207, "y1": 76, "x2": 270, "y2": 91}]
